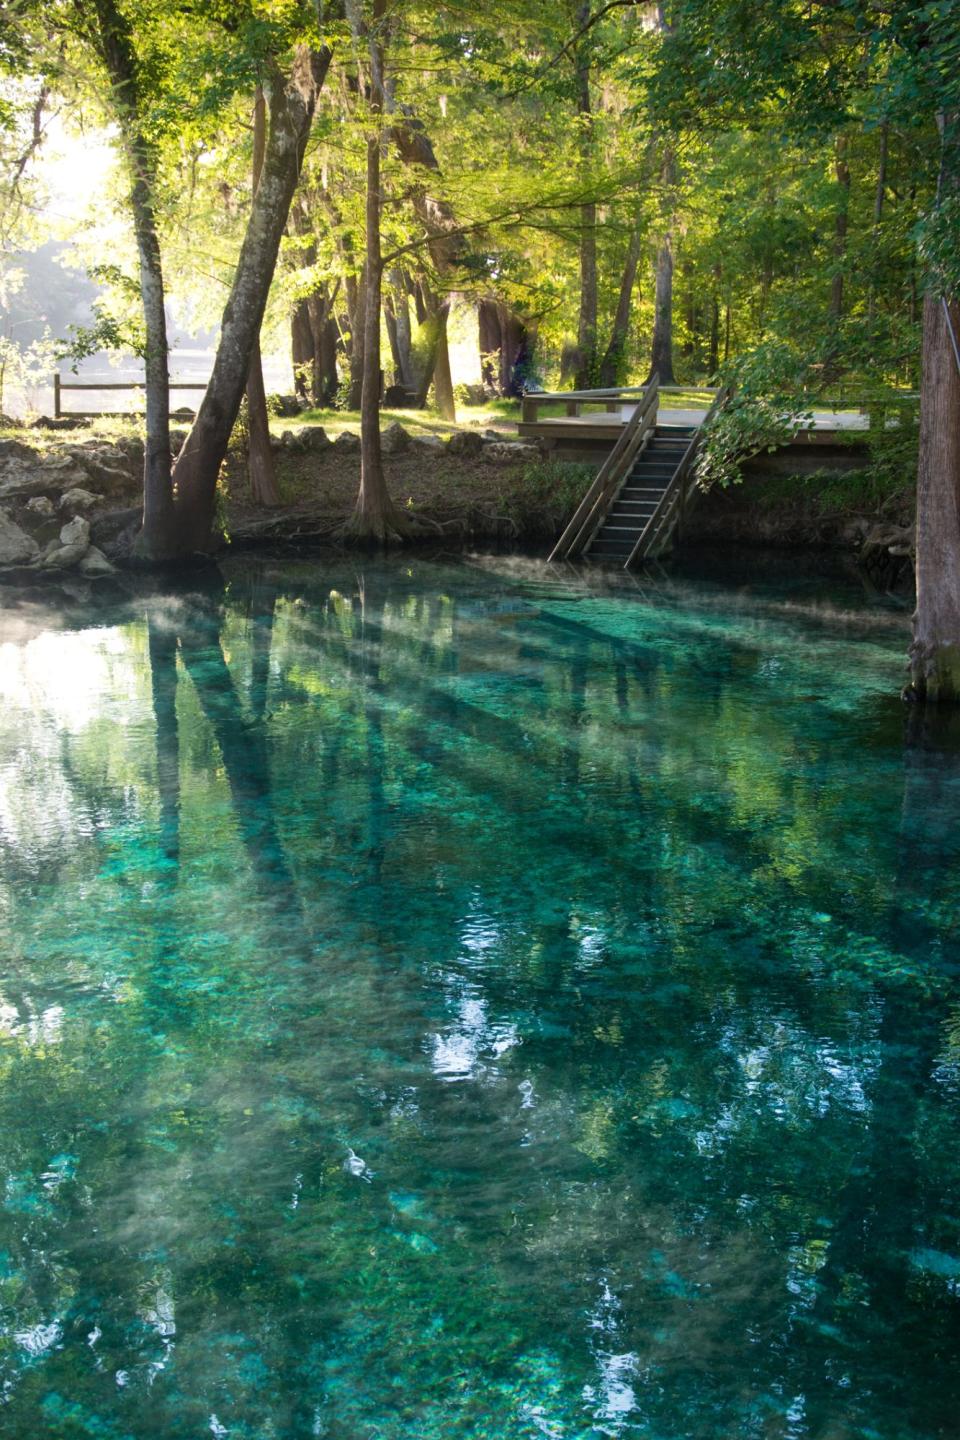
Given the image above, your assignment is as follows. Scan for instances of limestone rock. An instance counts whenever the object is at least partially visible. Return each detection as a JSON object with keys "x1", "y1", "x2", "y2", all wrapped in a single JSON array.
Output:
[
  {"x1": 0, "y1": 510, "x2": 40, "y2": 565},
  {"x1": 285, "y1": 425, "x2": 330, "y2": 454},
  {"x1": 60, "y1": 515, "x2": 91, "y2": 548},
  {"x1": 333, "y1": 430, "x2": 361, "y2": 453},
  {"x1": 0, "y1": 437, "x2": 37, "y2": 463},
  {"x1": 42, "y1": 540, "x2": 89, "y2": 570},
  {"x1": 79, "y1": 545, "x2": 116, "y2": 576},
  {"x1": 482, "y1": 441, "x2": 537, "y2": 466},
  {"x1": 447, "y1": 430, "x2": 483, "y2": 457},
  {"x1": 60, "y1": 487, "x2": 102, "y2": 514},
  {"x1": 30, "y1": 415, "x2": 88, "y2": 431},
  {"x1": 26, "y1": 495, "x2": 56, "y2": 519},
  {"x1": 381, "y1": 421, "x2": 410, "y2": 455},
  {"x1": 412, "y1": 434, "x2": 444, "y2": 451},
  {"x1": 269, "y1": 393, "x2": 303, "y2": 418}
]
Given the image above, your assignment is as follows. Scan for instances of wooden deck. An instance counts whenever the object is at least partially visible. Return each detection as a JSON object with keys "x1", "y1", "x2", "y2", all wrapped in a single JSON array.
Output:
[{"x1": 517, "y1": 385, "x2": 916, "y2": 461}]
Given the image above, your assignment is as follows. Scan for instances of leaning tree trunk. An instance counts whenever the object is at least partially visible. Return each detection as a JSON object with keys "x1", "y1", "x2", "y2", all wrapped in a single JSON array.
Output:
[
  {"x1": 245, "y1": 85, "x2": 280, "y2": 507},
  {"x1": 91, "y1": 0, "x2": 174, "y2": 554},
  {"x1": 142, "y1": 46, "x2": 331, "y2": 559}
]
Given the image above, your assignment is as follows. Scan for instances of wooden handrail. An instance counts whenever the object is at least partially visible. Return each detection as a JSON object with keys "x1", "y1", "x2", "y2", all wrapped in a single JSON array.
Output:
[
  {"x1": 522, "y1": 382, "x2": 720, "y2": 425},
  {"x1": 624, "y1": 386, "x2": 729, "y2": 570},
  {"x1": 548, "y1": 375, "x2": 660, "y2": 562}
]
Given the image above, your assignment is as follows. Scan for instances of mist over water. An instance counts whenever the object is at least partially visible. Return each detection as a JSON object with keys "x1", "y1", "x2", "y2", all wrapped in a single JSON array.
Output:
[{"x1": 0, "y1": 555, "x2": 957, "y2": 1439}]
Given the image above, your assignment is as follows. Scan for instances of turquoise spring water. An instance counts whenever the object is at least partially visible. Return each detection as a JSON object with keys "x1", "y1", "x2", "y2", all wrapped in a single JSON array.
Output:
[{"x1": 0, "y1": 553, "x2": 958, "y2": 1439}]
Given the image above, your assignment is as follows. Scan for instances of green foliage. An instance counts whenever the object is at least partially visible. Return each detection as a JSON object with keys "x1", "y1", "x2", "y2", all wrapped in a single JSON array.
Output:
[
  {"x1": 697, "y1": 342, "x2": 816, "y2": 490},
  {"x1": 502, "y1": 458, "x2": 595, "y2": 531}
]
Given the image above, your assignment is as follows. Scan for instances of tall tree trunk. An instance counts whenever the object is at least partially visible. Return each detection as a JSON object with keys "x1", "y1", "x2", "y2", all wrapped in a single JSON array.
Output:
[
  {"x1": 649, "y1": 237, "x2": 676, "y2": 384},
  {"x1": 574, "y1": 3, "x2": 597, "y2": 390},
  {"x1": 830, "y1": 134, "x2": 851, "y2": 323},
  {"x1": 291, "y1": 299, "x2": 313, "y2": 402},
  {"x1": 907, "y1": 111, "x2": 960, "y2": 701},
  {"x1": 245, "y1": 85, "x2": 280, "y2": 507},
  {"x1": 432, "y1": 298, "x2": 456, "y2": 420},
  {"x1": 478, "y1": 297, "x2": 499, "y2": 389},
  {"x1": 598, "y1": 212, "x2": 643, "y2": 388},
  {"x1": 388, "y1": 273, "x2": 414, "y2": 388},
  {"x1": 349, "y1": 0, "x2": 406, "y2": 541},
  {"x1": 91, "y1": 0, "x2": 174, "y2": 555},
  {"x1": 908, "y1": 294, "x2": 960, "y2": 699},
  {"x1": 148, "y1": 46, "x2": 331, "y2": 559},
  {"x1": 709, "y1": 264, "x2": 721, "y2": 375},
  {"x1": 648, "y1": 149, "x2": 677, "y2": 385}
]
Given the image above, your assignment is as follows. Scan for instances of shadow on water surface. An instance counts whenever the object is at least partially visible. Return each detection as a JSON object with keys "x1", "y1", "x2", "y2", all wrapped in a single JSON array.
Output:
[{"x1": 0, "y1": 554, "x2": 958, "y2": 1439}]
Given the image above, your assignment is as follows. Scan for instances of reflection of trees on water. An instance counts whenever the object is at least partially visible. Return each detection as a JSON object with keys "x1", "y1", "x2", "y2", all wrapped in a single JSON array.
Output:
[{"x1": 0, "y1": 564, "x2": 959, "y2": 1437}]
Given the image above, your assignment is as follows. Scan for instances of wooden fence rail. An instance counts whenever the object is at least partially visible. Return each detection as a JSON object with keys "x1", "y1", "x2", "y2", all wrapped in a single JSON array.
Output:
[{"x1": 53, "y1": 375, "x2": 208, "y2": 419}]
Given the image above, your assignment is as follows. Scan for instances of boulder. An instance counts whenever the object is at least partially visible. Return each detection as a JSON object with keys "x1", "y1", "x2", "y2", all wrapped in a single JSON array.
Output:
[
  {"x1": 0, "y1": 510, "x2": 40, "y2": 566},
  {"x1": 79, "y1": 545, "x2": 116, "y2": 576},
  {"x1": 0, "y1": 437, "x2": 37, "y2": 463},
  {"x1": 285, "y1": 425, "x2": 330, "y2": 454},
  {"x1": 333, "y1": 430, "x2": 361, "y2": 453},
  {"x1": 381, "y1": 421, "x2": 410, "y2": 455},
  {"x1": 411, "y1": 433, "x2": 444, "y2": 451},
  {"x1": 30, "y1": 415, "x2": 88, "y2": 431},
  {"x1": 482, "y1": 441, "x2": 537, "y2": 466},
  {"x1": 268, "y1": 393, "x2": 303, "y2": 418},
  {"x1": 74, "y1": 452, "x2": 136, "y2": 495},
  {"x1": 26, "y1": 495, "x2": 56, "y2": 519},
  {"x1": 60, "y1": 487, "x2": 102, "y2": 514},
  {"x1": 447, "y1": 430, "x2": 483, "y2": 457},
  {"x1": 60, "y1": 514, "x2": 91, "y2": 548},
  {"x1": 42, "y1": 541, "x2": 89, "y2": 570}
]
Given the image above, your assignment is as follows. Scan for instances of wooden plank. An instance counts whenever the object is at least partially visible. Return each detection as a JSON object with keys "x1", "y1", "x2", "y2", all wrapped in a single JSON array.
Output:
[{"x1": 57, "y1": 381, "x2": 208, "y2": 391}]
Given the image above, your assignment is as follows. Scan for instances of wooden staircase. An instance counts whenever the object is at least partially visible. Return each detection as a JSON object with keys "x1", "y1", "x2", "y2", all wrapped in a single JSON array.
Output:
[
  {"x1": 547, "y1": 378, "x2": 727, "y2": 569},
  {"x1": 588, "y1": 425, "x2": 696, "y2": 562}
]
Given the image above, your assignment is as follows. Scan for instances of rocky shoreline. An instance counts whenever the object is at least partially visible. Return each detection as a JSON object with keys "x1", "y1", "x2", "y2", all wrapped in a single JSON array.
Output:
[{"x1": 0, "y1": 418, "x2": 916, "y2": 590}]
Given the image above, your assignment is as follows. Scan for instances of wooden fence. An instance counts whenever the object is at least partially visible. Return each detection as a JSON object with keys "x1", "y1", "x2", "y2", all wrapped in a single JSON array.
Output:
[{"x1": 53, "y1": 375, "x2": 208, "y2": 419}]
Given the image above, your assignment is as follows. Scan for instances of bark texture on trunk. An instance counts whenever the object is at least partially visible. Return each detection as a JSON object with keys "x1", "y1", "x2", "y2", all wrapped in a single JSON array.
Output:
[
  {"x1": 431, "y1": 300, "x2": 456, "y2": 420},
  {"x1": 908, "y1": 109, "x2": 960, "y2": 703},
  {"x1": 91, "y1": 0, "x2": 174, "y2": 554},
  {"x1": 908, "y1": 294, "x2": 960, "y2": 701},
  {"x1": 478, "y1": 298, "x2": 534, "y2": 396},
  {"x1": 245, "y1": 85, "x2": 280, "y2": 507},
  {"x1": 149, "y1": 46, "x2": 331, "y2": 558}
]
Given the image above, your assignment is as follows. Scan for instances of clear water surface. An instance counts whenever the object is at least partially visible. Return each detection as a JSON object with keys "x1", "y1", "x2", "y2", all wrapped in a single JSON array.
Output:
[{"x1": 0, "y1": 553, "x2": 958, "y2": 1440}]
